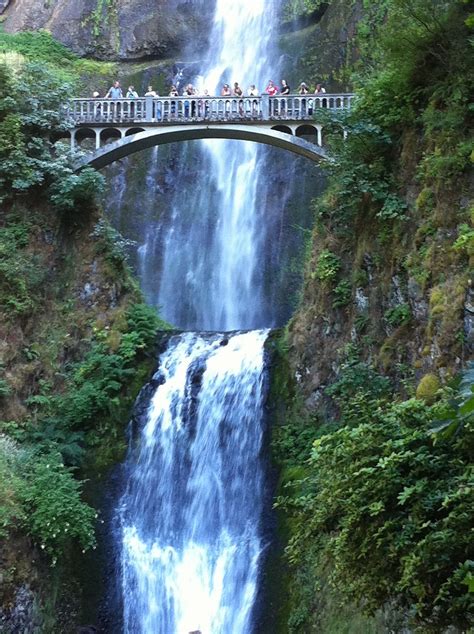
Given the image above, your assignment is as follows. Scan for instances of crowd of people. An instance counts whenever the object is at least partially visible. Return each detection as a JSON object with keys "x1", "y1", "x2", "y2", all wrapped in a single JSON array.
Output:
[{"x1": 94, "y1": 79, "x2": 327, "y2": 99}]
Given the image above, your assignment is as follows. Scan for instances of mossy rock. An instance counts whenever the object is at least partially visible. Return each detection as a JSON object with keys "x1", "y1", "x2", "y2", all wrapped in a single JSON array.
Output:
[{"x1": 416, "y1": 373, "x2": 440, "y2": 403}]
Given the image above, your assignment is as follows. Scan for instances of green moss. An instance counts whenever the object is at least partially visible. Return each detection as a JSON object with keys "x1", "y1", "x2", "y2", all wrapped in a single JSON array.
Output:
[
  {"x1": 379, "y1": 340, "x2": 395, "y2": 370},
  {"x1": 0, "y1": 30, "x2": 115, "y2": 85},
  {"x1": 416, "y1": 373, "x2": 440, "y2": 403},
  {"x1": 415, "y1": 187, "x2": 435, "y2": 215},
  {"x1": 429, "y1": 286, "x2": 446, "y2": 317}
]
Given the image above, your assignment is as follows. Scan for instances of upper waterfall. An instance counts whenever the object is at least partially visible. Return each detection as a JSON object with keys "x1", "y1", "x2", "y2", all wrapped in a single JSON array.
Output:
[{"x1": 138, "y1": 0, "x2": 283, "y2": 332}]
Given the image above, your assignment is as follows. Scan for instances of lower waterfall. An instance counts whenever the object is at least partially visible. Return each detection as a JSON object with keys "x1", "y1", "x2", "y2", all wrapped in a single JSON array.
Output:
[{"x1": 116, "y1": 330, "x2": 270, "y2": 634}]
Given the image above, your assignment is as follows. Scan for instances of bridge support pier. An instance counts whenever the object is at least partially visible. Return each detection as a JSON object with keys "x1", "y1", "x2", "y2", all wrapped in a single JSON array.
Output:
[{"x1": 316, "y1": 125, "x2": 323, "y2": 147}]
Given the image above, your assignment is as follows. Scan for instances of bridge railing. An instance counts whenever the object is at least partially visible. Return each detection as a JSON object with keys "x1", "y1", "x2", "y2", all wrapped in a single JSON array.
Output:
[{"x1": 68, "y1": 94, "x2": 355, "y2": 126}]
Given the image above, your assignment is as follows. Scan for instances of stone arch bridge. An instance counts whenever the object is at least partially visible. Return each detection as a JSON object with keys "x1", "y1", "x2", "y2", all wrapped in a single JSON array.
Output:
[{"x1": 64, "y1": 93, "x2": 355, "y2": 169}]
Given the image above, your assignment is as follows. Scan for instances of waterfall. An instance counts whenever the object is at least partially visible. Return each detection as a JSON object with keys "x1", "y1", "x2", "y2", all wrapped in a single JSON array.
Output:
[
  {"x1": 111, "y1": 2, "x2": 290, "y2": 632},
  {"x1": 118, "y1": 331, "x2": 269, "y2": 634},
  {"x1": 141, "y1": 0, "x2": 281, "y2": 331}
]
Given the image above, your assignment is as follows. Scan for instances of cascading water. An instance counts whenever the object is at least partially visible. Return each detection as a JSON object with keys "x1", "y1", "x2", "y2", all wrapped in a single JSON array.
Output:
[
  {"x1": 133, "y1": 0, "x2": 281, "y2": 331},
  {"x1": 118, "y1": 331, "x2": 269, "y2": 633},
  {"x1": 111, "y1": 2, "x2": 290, "y2": 632}
]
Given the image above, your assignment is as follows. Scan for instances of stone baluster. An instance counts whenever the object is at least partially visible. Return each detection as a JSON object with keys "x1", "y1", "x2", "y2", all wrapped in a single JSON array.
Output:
[
  {"x1": 261, "y1": 94, "x2": 269, "y2": 120},
  {"x1": 145, "y1": 96, "x2": 153, "y2": 122}
]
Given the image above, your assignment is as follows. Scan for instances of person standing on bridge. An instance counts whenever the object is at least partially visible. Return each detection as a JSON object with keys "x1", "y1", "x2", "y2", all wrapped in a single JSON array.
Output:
[
  {"x1": 105, "y1": 81, "x2": 123, "y2": 99},
  {"x1": 199, "y1": 88, "x2": 210, "y2": 118},
  {"x1": 126, "y1": 85, "x2": 139, "y2": 98},
  {"x1": 169, "y1": 85, "x2": 179, "y2": 119},
  {"x1": 126, "y1": 85, "x2": 139, "y2": 120},
  {"x1": 248, "y1": 84, "x2": 259, "y2": 117},
  {"x1": 183, "y1": 83, "x2": 196, "y2": 118},
  {"x1": 314, "y1": 83, "x2": 326, "y2": 94},
  {"x1": 279, "y1": 79, "x2": 290, "y2": 116},
  {"x1": 233, "y1": 82, "x2": 243, "y2": 97},
  {"x1": 298, "y1": 82, "x2": 309, "y2": 117},
  {"x1": 265, "y1": 80, "x2": 279, "y2": 96},
  {"x1": 105, "y1": 81, "x2": 123, "y2": 121},
  {"x1": 233, "y1": 82, "x2": 244, "y2": 116},
  {"x1": 144, "y1": 86, "x2": 161, "y2": 121},
  {"x1": 221, "y1": 84, "x2": 232, "y2": 118}
]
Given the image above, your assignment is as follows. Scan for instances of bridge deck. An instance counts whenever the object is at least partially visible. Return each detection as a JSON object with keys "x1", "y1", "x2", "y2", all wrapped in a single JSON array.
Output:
[{"x1": 68, "y1": 93, "x2": 354, "y2": 127}]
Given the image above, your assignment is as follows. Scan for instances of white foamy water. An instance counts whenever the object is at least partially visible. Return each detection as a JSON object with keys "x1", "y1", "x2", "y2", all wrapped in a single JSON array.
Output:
[
  {"x1": 154, "y1": 0, "x2": 280, "y2": 330},
  {"x1": 118, "y1": 330, "x2": 269, "y2": 633}
]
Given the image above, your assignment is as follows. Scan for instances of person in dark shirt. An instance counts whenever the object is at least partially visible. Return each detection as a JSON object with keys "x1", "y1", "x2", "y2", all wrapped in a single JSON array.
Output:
[{"x1": 233, "y1": 82, "x2": 243, "y2": 97}]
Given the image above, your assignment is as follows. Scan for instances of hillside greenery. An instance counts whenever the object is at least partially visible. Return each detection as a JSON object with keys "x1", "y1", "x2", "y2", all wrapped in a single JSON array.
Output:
[
  {"x1": 274, "y1": 0, "x2": 473, "y2": 631},
  {"x1": 0, "y1": 32, "x2": 168, "y2": 589}
]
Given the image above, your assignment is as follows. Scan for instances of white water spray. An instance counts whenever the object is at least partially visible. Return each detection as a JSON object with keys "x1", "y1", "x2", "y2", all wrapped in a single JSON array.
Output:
[
  {"x1": 119, "y1": 331, "x2": 269, "y2": 633},
  {"x1": 115, "y1": 2, "x2": 283, "y2": 632},
  {"x1": 156, "y1": 0, "x2": 280, "y2": 330}
]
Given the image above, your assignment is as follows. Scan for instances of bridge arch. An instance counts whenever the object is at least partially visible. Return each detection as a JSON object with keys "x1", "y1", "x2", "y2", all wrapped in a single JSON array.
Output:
[
  {"x1": 125, "y1": 127, "x2": 145, "y2": 137},
  {"x1": 271, "y1": 125, "x2": 293, "y2": 135},
  {"x1": 101, "y1": 128, "x2": 121, "y2": 144},
  {"x1": 75, "y1": 124, "x2": 329, "y2": 171},
  {"x1": 296, "y1": 124, "x2": 317, "y2": 137}
]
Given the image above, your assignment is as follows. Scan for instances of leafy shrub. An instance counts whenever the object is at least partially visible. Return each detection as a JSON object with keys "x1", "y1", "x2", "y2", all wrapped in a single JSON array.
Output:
[
  {"x1": 453, "y1": 222, "x2": 474, "y2": 257},
  {"x1": 0, "y1": 61, "x2": 72, "y2": 201},
  {"x1": 281, "y1": 381, "x2": 474, "y2": 629},
  {"x1": 377, "y1": 193, "x2": 408, "y2": 220},
  {"x1": 0, "y1": 30, "x2": 115, "y2": 83},
  {"x1": 51, "y1": 304, "x2": 164, "y2": 438},
  {"x1": 50, "y1": 168, "x2": 105, "y2": 215},
  {"x1": 0, "y1": 437, "x2": 96, "y2": 562},
  {"x1": 326, "y1": 361, "x2": 391, "y2": 425},
  {"x1": 0, "y1": 53, "x2": 109, "y2": 210},
  {"x1": 0, "y1": 377, "x2": 11, "y2": 398},
  {"x1": 0, "y1": 217, "x2": 47, "y2": 317},
  {"x1": 312, "y1": 249, "x2": 341, "y2": 284},
  {"x1": 19, "y1": 452, "x2": 96, "y2": 562},
  {"x1": 332, "y1": 279, "x2": 352, "y2": 308},
  {"x1": 0, "y1": 31, "x2": 76, "y2": 68},
  {"x1": 90, "y1": 219, "x2": 136, "y2": 266},
  {"x1": 384, "y1": 303, "x2": 412, "y2": 328}
]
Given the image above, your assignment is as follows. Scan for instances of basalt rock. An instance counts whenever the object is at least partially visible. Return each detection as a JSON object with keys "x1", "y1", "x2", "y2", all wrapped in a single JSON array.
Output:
[{"x1": 1, "y1": 0, "x2": 215, "y2": 61}]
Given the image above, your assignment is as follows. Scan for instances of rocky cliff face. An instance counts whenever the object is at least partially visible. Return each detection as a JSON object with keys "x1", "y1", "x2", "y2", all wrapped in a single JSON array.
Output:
[
  {"x1": 1, "y1": 0, "x2": 215, "y2": 60},
  {"x1": 279, "y1": 0, "x2": 363, "y2": 89}
]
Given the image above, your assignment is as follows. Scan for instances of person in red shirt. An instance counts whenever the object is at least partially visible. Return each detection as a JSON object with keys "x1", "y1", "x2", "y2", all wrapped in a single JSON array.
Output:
[{"x1": 265, "y1": 80, "x2": 279, "y2": 96}]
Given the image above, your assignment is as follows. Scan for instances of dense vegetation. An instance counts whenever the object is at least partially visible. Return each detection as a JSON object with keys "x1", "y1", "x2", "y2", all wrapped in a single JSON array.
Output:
[
  {"x1": 0, "y1": 31, "x2": 168, "y2": 622},
  {"x1": 274, "y1": 0, "x2": 473, "y2": 631}
]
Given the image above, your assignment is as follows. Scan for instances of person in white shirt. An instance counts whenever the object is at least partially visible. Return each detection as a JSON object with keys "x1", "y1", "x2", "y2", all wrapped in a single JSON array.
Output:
[
  {"x1": 144, "y1": 86, "x2": 161, "y2": 120},
  {"x1": 144, "y1": 85, "x2": 158, "y2": 97}
]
